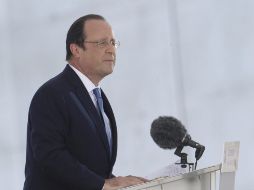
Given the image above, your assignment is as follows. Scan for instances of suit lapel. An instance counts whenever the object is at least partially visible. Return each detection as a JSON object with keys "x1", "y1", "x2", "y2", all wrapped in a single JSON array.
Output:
[
  {"x1": 76, "y1": 87, "x2": 111, "y2": 156},
  {"x1": 63, "y1": 65, "x2": 111, "y2": 160},
  {"x1": 101, "y1": 91, "x2": 118, "y2": 166}
]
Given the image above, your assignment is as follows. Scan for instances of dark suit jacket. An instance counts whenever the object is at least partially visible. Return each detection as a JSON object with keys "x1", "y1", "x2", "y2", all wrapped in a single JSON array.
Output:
[{"x1": 23, "y1": 64, "x2": 117, "y2": 190}]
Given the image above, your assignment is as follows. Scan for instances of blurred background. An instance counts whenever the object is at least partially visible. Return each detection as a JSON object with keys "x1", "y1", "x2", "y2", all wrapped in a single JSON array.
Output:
[{"x1": 1, "y1": 0, "x2": 254, "y2": 189}]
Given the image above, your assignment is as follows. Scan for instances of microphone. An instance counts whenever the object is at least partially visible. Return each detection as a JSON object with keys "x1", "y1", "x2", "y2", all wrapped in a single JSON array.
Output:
[{"x1": 150, "y1": 116, "x2": 205, "y2": 160}]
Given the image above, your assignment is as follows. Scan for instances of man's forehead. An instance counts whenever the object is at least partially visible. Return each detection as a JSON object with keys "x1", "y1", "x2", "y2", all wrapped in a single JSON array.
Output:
[{"x1": 84, "y1": 19, "x2": 112, "y2": 34}]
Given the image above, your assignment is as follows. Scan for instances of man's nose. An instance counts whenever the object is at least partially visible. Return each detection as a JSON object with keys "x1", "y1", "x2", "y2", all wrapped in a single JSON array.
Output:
[{"x1": 105, "y1": 44, "x2": 116, "y2": 54}]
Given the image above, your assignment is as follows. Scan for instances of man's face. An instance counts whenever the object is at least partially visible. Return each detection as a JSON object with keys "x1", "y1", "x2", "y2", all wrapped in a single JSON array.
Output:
[{"x1": 76, "y1": 19, "x2": 116, "y2": 84}]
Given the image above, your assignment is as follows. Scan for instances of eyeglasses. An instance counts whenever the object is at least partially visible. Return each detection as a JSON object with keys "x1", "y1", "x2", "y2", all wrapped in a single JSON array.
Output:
[{"x1": 84, "y1": 39, "x2": 120, "y2": 49}]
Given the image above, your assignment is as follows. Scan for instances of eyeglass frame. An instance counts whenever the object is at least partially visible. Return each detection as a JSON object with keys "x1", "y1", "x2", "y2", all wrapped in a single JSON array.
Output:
[{"x1": 84, "y1": 39, "x2": 120, "y2": 49}]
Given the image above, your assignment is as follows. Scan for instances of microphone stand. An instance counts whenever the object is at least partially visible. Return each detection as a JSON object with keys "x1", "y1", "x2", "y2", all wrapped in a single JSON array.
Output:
[
  {"x1": 174, "y1": 145, "x2": 195, "y2": 172},
  {"x1": 174, "y1": 134, "x2": 205, "y2": 171}
]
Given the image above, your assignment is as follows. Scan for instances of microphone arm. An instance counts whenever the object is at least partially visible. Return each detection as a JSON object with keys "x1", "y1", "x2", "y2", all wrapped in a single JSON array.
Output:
[
  {"x1": 182, "y1": 134, "x2": 205, "y2": 160},
  {"x1": 174, "y1": 145, "x2": 184, "y2": 158},
  {"x1": 194, "y1": 144, "x2": 205, "y2": 160},
  {"x1": 174, "y1": 134, "x2": 205, "y2": 170}
]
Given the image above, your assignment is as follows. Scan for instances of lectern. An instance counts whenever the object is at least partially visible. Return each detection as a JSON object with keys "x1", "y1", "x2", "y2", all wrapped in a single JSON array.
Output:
[
  {"x1": 120, "y1": 141, "x2": 239, "y2": 190},
  {"x1": 120, "y1": 164, "x2": 220, "y2": 190}
]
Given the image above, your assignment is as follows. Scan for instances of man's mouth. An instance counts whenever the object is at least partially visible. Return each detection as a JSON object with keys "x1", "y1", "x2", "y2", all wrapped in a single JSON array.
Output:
[{"x1": 104, "y1": 60, "x2": 114, "y2": 62}]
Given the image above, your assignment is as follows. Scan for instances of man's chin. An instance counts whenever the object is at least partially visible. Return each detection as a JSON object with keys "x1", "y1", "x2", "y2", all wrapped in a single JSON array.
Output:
[
  {"x1": 106, "y1": 69, "x2": 114, "y2": 76},
  {"x1": 101, "y1": 68, "x2": 114, "y2": 78}
]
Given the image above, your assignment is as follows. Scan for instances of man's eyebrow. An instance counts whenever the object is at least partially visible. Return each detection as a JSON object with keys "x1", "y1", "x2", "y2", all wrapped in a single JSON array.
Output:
[{"x1": 99, "y1": 37, "x2": 116, "y2": 41}]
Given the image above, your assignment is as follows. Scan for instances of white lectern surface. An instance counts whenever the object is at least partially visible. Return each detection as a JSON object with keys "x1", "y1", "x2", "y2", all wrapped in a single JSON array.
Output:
[{"x1": 120, "y1": 164, "x2": 221, "y2": 190}]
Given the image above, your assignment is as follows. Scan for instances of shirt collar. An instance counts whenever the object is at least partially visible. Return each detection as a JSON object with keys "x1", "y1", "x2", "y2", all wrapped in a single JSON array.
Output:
[{"x1": 69, "y1": 64, "x2": 100, "y2": 93}]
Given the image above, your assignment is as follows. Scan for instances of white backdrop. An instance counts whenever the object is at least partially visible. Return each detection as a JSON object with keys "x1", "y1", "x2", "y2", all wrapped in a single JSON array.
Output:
[{"x1": 1, "y1": 0, "x2": 253, "y2": 189}]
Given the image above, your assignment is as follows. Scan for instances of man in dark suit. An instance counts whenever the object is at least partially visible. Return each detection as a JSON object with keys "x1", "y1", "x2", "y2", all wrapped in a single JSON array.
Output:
[{"x1": 23, "y1": 14, "x2": 146, "y2": 190}]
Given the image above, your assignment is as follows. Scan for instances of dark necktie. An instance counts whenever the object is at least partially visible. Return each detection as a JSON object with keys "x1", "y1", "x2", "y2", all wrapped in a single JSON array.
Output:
[{"x1": 93, "y1": 88, "x2": 112, "y2": 155}]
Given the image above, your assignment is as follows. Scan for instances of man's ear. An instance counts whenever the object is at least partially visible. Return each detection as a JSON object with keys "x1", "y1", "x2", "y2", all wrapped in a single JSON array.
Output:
[{"x1": 70, "y1": 43, "x2": 81, "y2": 58}]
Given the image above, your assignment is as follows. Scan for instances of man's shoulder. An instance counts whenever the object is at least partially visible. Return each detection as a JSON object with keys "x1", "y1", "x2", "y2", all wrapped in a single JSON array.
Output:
[
  {"x1": 38, "y1": 71, "x2": 67, "y2": 93},
  {"x1": 32, "y1": 66, "x2": 74, "y2": 100},
  {"x1": 28, "y1": 68, "x2": 73, "y2": 114}
]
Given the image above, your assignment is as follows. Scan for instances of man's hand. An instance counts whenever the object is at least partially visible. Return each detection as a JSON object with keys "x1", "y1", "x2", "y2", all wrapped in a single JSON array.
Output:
[{"x1": 103, "y1": 175, "x2": 148, "y2": 190}]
